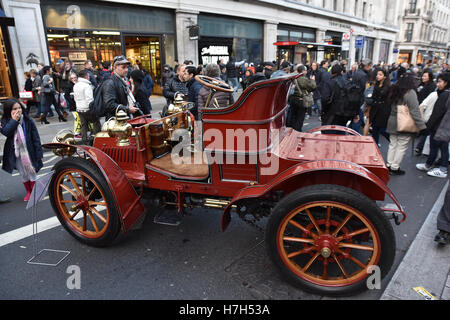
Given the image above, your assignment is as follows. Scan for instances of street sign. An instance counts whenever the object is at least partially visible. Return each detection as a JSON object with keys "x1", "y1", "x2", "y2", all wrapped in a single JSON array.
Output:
[
  {"x1": 355, "y1": 36, "x2": 365, "y2": 49},
  {"x1": 342, "y1": 33, "x2": 350, "y2": 41},
  {"x1": 342, "y1": 41, "x2": 350, "y2": 51}
]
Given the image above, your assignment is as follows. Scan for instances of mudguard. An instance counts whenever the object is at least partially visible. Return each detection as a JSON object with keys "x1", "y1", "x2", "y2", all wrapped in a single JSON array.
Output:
[
  {"x1": 43, "y1": 143, "x2": 145, "y2": 232},
  {"x1": 221, "y1": 159, "x2": 406, "y2": 231}
]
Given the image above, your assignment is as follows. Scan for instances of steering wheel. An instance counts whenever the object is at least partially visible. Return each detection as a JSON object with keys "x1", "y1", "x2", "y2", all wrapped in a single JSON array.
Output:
[{"x1": 195, "y1": 75, "x2": 234, "y2": 93}]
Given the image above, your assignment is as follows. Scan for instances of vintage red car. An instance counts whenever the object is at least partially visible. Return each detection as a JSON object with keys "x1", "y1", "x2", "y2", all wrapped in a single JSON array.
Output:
[{"x1": 44, "y1": 73, "x2": 406, "y2": 296}]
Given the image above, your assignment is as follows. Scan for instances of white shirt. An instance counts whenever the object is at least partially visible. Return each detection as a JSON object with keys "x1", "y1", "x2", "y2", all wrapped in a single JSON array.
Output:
[{"x1": 73, "y1": 78, "x2": 94, "y2": 113}]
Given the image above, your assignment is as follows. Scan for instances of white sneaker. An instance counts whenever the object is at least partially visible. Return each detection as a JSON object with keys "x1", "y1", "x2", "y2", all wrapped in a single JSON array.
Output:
[
  {"x1": 427, "y1": 168, "x2": 448, "y2": 178},
  {"x1": 416, "y1": 163, "x2": 432, "y2": 171}
]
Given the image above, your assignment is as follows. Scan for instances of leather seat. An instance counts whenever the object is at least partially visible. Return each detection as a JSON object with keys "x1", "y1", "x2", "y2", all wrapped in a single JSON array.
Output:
[{"x1": 149, "y1": 150, "x2": 209, "y2": 179}]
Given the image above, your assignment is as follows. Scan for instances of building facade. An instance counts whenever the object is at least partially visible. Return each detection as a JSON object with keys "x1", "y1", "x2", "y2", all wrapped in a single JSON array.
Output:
[
  {"x1": 395, "y1": 0, "x2": 450, "y2": 65},
  {"x1": 1, "y1": 0, "x2": 401, "y2": 96}
]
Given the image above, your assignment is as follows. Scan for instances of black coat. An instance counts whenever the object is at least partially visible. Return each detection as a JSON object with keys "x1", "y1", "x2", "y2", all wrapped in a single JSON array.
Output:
[
  {"x1": 427, "y1": 89, "x2": 450, "y2": 132},
  {"x1": 417, "y1": 81, "x2": 436, "y2": 104},
  {"x1": 134, "y1": 86, "x2": 152, "y2": 115},
  {"x1": 102, "y1": 74, "x2": 129, "y2": 120},
  {"x1": 369, "y1": 81, "x2": 391, "y2": 128},
  {"x1": 1, "y1": 115, "x2": 43, "y2": 174},
  {"x1": 163, "y1": 76, "x2": 188, "y2": 102}
]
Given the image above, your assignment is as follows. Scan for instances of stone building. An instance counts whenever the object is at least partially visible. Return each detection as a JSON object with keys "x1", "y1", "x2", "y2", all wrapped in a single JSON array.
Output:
[
  {"x1": 395, "y1": 0, "x2": 450, "y2": 65},
  {"x1": 1, "y1": 0, "x2": 401, "y2": 97}
]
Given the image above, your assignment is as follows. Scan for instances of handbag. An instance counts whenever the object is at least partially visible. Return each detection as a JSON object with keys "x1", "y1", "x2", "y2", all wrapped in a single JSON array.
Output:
[{"x1": 397, "y1": 103, "x2": 419, "y2": 133}]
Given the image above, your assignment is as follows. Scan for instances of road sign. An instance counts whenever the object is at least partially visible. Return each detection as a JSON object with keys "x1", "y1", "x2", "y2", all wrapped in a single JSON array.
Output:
[
  {"x1": 355, "y1": 36, "x2": 365, "y2": 49},
  {"x1": 342, "y1": 33, "x2": 350, "y2": 41}
]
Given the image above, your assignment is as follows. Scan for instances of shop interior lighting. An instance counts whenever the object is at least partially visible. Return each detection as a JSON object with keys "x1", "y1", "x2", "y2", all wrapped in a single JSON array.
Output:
[
  {"x1": 47, "y1": 34, "x2": 69, "y2": 38},
  {"x1": 92, "y1": 31, "x2": 120, "y2": 35}
]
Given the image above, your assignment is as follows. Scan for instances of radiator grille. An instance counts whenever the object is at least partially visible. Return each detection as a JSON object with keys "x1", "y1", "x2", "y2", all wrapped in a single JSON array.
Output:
[{"x1": 102, "y1": 146, "x2": 137, "y2": 164}]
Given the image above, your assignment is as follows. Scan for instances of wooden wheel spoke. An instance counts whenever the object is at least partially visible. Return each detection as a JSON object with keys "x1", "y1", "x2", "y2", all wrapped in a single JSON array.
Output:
[
  {"x1": 302, "y1": 252, "x2": 321, "y2": 272},
  {"x1": 67, "y1": 173, "x2": 82, "y2": 195},
  {"x1": 339, "y1": 242, "x2": 374, "y2": 251},
  {"x1": 81, "y1": 176, "x2": 86, "y2": 196},
  {"x1": 305, "y1": 209, "x2": 322, "y2": 235},
  {"x1": 60, "y1": 184, "x2": 77, "y2": 198},
  {"x1": 82, "y1": 211, "x2": 87, "y2": 231},
  {"x1": 287, "y1": 247, "x2": 312, "y2": 259},
  {"x1": 322, "y1": 258, "x2": 328, "y2": 280},
  {"x1": 90, "y1": 207, "x2": 107, "y2": 224},
  {"x1": 325, "y1": 206, "x2": 331, "y2": 234},
  {"x1": 288, "y1": 220, "x2": 318, "y2": 239},
  {"x1": 336, "y1": 228, "x2": 370, "y2": 242},
  {"x1": 89, "y1": 200, "x2": 106, "y2": 206},
  {"x1": 86, "y1": 186, "x2": 98, "y2": 201},
  {"x1": 332, "y1": 213, "x2": 353, "y2": 237},
  {"x1": 332, "y1": 253, "x2": 348, "y2": 278},
  {"x1": 340, "y1": 251, "x2": 367, "y2": 269},
  {"x1": 87, "y1": 209, "x2": 100, "y2": 232},
  {"x1": 69, "y1": 209, "x2": 81, "y2": 220},
  {"x1": 283, "y1": 236, "x2": 315, "y2": 244},
  {"x1": 60, "y1": 199, "x2": 76, "y2": 204}
]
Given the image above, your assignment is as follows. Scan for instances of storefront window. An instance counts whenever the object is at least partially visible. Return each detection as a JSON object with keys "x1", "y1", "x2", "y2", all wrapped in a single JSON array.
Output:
[
  {"x1": 47, "y1": 30, "x2": 121, "y2": 70},
  {"x1": 379, "y1": 40, "x2": 390, "y2": 64},
  {"x1": 198, "y1": 15, "x2": 263, "y2": 64},
  {"x1": 0, "y1": 27, "x2": 13, "y2": 99},
  {"x1": 364, "y1": 37, "x2": 375, "y2": 60}
]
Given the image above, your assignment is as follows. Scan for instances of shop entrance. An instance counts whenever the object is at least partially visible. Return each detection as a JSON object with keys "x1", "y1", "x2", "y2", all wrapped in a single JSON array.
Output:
[
  {"x1": 276, "y1": 46, "x2": 295, "y2": 66},
  {"x1": 124, "y1": 35, "x2": 162, "y2": 95}
]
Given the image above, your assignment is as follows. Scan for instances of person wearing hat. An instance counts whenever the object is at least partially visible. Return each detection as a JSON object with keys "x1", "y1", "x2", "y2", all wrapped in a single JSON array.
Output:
[
  {"x1": 130, "y1": 69, "x2": 151, "y2": 116},
  {"x1": 270, "y1": 61, "x2": 292, "y2": 79},
  {"x1": 102, "y1": 56, "x2": 140, "y2": 120},
  {"x1": 263, "y1": 61, "x2": 275, "y2": 79}
]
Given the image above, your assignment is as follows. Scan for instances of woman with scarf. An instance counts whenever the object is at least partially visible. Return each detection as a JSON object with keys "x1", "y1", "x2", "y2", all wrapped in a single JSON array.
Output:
[{"x1": 1, "y1": 98, "x2": 43, "y2": 201}]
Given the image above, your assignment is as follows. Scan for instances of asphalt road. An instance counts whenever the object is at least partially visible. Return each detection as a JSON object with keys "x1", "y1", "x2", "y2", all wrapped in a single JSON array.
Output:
[{"x1": 0, "y1": 98, "x2": 446, "y2": 300}]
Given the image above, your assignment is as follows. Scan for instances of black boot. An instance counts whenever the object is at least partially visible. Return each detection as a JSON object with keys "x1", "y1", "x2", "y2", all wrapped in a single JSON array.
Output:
[{"x1": 434, "y1": 230, "x2": 450, "y2": 245}]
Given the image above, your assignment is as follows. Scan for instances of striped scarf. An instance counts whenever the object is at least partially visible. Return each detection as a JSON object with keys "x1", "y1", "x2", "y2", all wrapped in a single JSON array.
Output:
[{"x1": 14, "y1": 116, "x2": 36, "y2": 177}]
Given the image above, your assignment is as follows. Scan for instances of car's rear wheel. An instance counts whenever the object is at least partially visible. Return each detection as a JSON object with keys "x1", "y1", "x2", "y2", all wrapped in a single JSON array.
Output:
[
  {"x1": 49, "y1": 157, "x2": 121, "y2": 247},
  {"x1": 265, "y1": 184, "x2": 395, "y2": 296}
]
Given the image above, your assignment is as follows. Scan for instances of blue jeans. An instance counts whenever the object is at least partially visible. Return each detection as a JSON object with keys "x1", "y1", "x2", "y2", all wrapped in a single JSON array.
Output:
[
  {"x1": 372, "y1": 125, "x2": 390, "y2": 145},
  {"x1": 228, "y1": 77, "x2": 239, "y2": 93},
  {"x1": 426, "y1": 131, "x2": 449, "y2": 172}
]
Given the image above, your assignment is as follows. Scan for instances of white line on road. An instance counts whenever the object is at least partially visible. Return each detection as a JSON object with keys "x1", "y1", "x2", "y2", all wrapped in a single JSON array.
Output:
[
  {"x1": 0, "y1": 216, "x2": 60, "y2": 248},
  {"x1": 0, "y1": 206, "x2": 106, "y2": 248}
]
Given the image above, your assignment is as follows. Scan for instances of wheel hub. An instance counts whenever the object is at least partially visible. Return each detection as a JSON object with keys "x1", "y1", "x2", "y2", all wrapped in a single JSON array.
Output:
[{"x1": 315, "y1": 234, "x2": 338, "y2": 257}]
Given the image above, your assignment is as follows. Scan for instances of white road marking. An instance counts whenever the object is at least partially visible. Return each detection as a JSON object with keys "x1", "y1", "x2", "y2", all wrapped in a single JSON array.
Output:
[{"x1": 0, "y1": 206, "x2": 106, "y2": 248}]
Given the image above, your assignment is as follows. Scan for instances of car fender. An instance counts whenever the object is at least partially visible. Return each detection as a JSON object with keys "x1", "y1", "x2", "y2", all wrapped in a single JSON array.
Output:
[
  {"x1": 221, "y1": 159, "x2": 406, "y2": 231},
  {"x1": 43, "y1": 143, "x2": 145, "y2": 233}
]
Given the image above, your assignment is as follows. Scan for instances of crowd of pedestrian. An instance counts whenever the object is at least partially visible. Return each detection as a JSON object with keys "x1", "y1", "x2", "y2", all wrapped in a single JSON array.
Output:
[{"x1": 2, "y1": 54, "x2": 450, "y2": 245}]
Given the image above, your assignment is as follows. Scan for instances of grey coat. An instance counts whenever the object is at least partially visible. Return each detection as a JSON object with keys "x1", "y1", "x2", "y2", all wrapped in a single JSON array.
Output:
[
  {"x1": 386, "y1": 89, "x2": 426, "y2": 135},
  {"x1": 31, "y1": 75, "x2": 42, "y2": 102}
]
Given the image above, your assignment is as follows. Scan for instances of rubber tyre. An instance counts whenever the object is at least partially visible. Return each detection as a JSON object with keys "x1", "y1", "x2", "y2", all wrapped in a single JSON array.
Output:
[
  {"x1": 265, "y1": 184, "x2": 396, "y2": 296},
  {"x1": 49, "y1": 157, "x2": 121, "y2": 247}
]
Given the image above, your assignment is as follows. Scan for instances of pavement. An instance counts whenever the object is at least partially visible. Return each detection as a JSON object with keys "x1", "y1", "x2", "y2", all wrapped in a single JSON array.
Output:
[
  {"x1": 1, "y1": 93, "x2": 450, "y2": 300},
  {"x1": 381, "y1": 180, "x2": 450, "y2": 300}
]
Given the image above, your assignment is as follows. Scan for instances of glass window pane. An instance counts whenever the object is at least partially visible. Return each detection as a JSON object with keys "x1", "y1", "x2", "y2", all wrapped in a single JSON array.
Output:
[
  {"x1": 198, "y1": 15, "x2": 262, "y2": 39},
  {"x1": 277, "y1": 29, "x2": 289, "y2": 42}
]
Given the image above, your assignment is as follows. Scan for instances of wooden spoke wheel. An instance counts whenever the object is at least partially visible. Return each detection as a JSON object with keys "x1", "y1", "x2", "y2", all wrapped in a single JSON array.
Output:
[
  {"x1": 49, "y1": 158, "x2": 121, "y2": 247},
  {"x1": 266, "y1": 185, "x2": 395, "y2": 296}
]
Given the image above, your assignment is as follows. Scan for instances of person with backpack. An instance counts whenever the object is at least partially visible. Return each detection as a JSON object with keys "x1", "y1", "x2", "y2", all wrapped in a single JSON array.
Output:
[
  {"x1": 73, "y1": 70, "x2": 101, "y2": 145},
  {"x1": 321, "y1": 64, "x2": 352, "y2": 132},
  {"x1": 288, "y1": 65, "x2": 316, "y2": 132},
  {"x1": 97, "y1": 61, "x2": 112, "y2": 86}
]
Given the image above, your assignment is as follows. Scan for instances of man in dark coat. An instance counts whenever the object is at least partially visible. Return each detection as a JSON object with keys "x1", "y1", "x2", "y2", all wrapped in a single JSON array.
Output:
[
  {"x1": 102, "y1": 56, "x2": 140, "y2": 120},
  {"x1": 320, "y1": 64, "x2": 349, "y2": 130},
  {"x1": 84, "y1": 60, "x2": 98, "y2": 88},
  {"x1": 185, "y1": 65, "x2": 202, "y2": 120},
  {"x1": 163, "y1": 64, "x2": 188, "y2": 103}
]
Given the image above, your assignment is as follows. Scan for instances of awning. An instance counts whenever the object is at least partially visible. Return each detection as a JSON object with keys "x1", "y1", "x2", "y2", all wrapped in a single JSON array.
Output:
[
  {"x1": 0, "y1": 9, "x2": 15, "y2": 27},
  {"x1": 273, "y1": 40, "x2": 341, "y2": 48}
]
